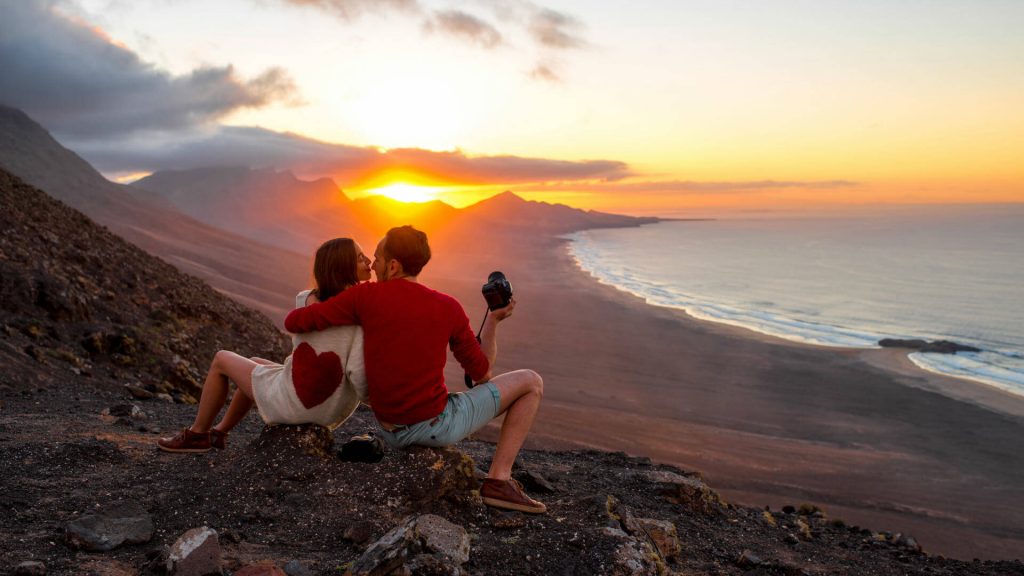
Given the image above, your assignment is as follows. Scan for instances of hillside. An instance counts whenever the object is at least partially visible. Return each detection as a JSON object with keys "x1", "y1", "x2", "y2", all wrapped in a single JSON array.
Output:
[
  {"x1": 2, "y1": 169, "x2": 1020, "y2": 575},
  {"x1": 0, "y1": 168, "x2": 289, "y2": 399},
  {"x1": 134, "y1": 167, "x2": 370, "y2": 253},
  {"x1": 0, "y1": 106, "x2": 308, "y2": 322}
]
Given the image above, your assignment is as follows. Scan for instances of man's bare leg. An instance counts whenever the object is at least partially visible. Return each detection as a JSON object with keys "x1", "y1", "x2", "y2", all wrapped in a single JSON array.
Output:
[{"x1": 486, "y1": 369, "x2": 543, "y2": 481}]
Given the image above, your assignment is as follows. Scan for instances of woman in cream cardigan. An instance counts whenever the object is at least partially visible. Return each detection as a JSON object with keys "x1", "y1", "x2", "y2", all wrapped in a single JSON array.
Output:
[{"x1": 158, "y1": 238, "x2": 370, "y2": 452}]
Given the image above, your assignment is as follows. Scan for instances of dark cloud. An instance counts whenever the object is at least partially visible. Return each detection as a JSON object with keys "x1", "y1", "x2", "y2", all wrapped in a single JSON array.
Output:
[
  {"x1": 528, "y1": 8, "x2": 586, "y2": 49},
  {"x1": 0, "y1": 1, "x2": 299, "y2": 140},
  {"x1": 74, "y1": 126, "x2": 632, "y2": 186},
  {"x1": 281, "y1": 0, "x2": 420, "y2": 20},
  {"x1": 426, "y1": 10, "x2": 503, "y2": 48},
  {"x1": 382, "y1": 148, "x2": 629, "y2": 184}
]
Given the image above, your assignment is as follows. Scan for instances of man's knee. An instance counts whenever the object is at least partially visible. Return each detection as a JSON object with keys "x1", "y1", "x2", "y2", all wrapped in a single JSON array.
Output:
[{"x1": 524, "y1": 369, "x2": 543, "y2": 398}]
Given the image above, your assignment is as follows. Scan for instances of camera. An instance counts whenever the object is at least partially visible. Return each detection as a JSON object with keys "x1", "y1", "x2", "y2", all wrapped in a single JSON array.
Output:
[{"x1": 481, "y1": 271, "x2": 513, "y2": 310}]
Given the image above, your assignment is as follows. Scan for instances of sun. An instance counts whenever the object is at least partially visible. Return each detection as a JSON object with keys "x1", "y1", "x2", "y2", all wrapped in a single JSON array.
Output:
[{"x1": 365, "y1": 183, "x2": 442, "y2": 204}]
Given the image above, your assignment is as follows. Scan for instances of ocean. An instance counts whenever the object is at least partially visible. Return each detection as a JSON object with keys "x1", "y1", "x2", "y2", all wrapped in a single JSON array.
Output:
[{"x1": 567, "y1": 204, "x2": 1024, "y2": 398}]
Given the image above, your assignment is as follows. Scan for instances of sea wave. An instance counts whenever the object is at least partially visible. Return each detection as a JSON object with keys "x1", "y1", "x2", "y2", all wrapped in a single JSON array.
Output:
[{"x1": 567, "y1": 233, "x2": 1024, "y2": 398}]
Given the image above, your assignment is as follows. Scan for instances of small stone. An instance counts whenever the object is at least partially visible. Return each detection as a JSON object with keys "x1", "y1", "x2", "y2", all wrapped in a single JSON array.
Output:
[
  {"x1": 737, "y1": 550, "x2": 763, "y2": 568},
  {"x1": 342, "y1": 522, "x2": 375, "y2": 545},
  {"x1": 13, "y1": 561, "x2": 46, "y2": 576},
  {"x1": 103, "y1": 404, "x2": 146, "y2": 420},
  {"x1": 168, "y1": 526, "x2": 221, "y2": 576},
  {"x1": 65, "y1": 503, "x2": 154, "y2": 551},
  {"x1": 234, "y1": 565, "x2": 286, "y2": 576},
  {"x1": 515, "y1": 470, "x2": 556, "y2": 494},
  {"x1": 155, "y1": 393, "x2": 175, "y2": 403},
  {"x1": 282, "y1": 559, "x2": 313, "y2": 576},
  {"x1": 784, "y1": 533, "x2": 800, "y2": 545},
  {"x1": 489, "y1": 510, "x2": 527, "y2": 530},
  {"x1": 125, "y1": 384, "x2": 155, "y2": 399}
]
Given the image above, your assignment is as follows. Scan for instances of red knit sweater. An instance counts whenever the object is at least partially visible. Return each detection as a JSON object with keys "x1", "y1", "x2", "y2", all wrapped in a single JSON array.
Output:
[{"x1": 284, "y1": 279, "x2": 490, "y2": 424}]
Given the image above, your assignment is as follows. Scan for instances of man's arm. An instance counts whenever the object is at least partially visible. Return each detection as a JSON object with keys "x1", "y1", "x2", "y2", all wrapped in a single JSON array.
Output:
[
  {"x1": 468, "y1": 298, "x2": 516, "y2": 384},
  {"x1": 284, "y1": 284, "x2": 362, "y2": 333}
]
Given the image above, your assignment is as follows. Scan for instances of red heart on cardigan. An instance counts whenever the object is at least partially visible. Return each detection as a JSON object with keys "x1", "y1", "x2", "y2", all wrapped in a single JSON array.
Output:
[{"x1": 291, "y1": 342, "x2": 344, "y2": 409}]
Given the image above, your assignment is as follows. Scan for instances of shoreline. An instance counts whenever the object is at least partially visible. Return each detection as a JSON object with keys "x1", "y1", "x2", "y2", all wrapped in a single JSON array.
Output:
[
  {"x1": 432, "y1": 232, "x2": 1024, "y2": 561},
  {"x1": 565, "y1": 231, "x2": 1024, "y2": 416}
]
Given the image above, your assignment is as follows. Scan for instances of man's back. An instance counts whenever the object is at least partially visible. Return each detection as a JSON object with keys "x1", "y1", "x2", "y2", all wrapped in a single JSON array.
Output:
[{"x1": 284, "y1": 279, "x2": 489, "y2": 424}]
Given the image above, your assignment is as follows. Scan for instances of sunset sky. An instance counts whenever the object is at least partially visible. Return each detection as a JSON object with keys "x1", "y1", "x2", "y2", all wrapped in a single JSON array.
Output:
[{"x1": 2, "y1": 0, "x2": 1022, "y2": 215}]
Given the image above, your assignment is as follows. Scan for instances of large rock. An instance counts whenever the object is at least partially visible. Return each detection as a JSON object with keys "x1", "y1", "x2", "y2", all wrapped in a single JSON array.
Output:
[
  {"x1": 168, "y1": 526, "x2": 221, "y2": 576},
  {"x1": 346, "y1": 514, "x2": 470, "y2": 576},
  {"x1": 600, "y1": 526, "x2": 661, "y2": 576},
  {"x1": 637, "y1": 470, "x2": 725, "y2": 515},
  {"x1": 635, "y1": 518, "x2": 680, "y2": 561},
  {"x1": 65, "y1": 503, "x2": 154, "y2": 551}
]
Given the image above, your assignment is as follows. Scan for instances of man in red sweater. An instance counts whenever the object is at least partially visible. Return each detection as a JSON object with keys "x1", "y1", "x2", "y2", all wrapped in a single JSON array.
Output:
[{"x1": 285, "y1": 226, "x2": 546, "y2": 513}]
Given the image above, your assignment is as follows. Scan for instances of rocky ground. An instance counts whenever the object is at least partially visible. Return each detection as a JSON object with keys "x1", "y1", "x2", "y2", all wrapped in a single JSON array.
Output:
[{"x1": 3, "y1": 390, "x2": 1024, "y2": 576}]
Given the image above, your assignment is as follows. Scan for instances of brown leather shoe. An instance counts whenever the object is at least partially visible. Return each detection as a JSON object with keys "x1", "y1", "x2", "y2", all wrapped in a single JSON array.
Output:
[
  {"x1": 210, "y1": 429, "x2": 228, "y2": 450},
  {"x1": 157, "y1": 428, "x2": 211, "y2": 453},
  {"x1": 480, "y1": 478, "x2": 547, "y2": 514}
]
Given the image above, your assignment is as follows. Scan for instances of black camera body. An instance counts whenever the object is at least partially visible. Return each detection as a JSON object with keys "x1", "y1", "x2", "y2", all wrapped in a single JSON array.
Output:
[{"x1": 481, "y1": 271, "x2": 513, "y2": 310}]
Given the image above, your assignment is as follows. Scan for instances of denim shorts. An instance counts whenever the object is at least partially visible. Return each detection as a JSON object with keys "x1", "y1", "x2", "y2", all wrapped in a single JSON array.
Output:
[{"x1": 377, "y1": 382, "x2": 501, "y2": 450}]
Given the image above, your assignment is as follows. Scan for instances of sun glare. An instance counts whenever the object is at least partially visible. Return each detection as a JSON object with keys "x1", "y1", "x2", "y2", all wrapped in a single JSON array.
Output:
[{"x1": 365, "y1": 183, "x2": 442, "y2": 204}]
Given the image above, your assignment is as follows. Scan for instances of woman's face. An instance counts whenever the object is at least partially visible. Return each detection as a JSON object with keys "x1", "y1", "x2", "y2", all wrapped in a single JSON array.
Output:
[{"x1": 354, "y1": 242, "x2": 372, "y2": 282}]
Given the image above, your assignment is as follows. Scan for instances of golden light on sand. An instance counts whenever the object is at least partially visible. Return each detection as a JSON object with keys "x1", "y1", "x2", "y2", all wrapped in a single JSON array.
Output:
[{"x1": 365, "y1": 182, "x2": 443, "y2": 204}]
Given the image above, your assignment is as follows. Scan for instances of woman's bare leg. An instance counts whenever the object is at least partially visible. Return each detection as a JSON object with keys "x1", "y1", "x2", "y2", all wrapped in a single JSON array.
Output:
[
  {"x1": 212, "y1": 357, "x2": 275, "y2": 433},
  {"x1": 190, "y1": 351, "x2": 258, "y2": 433}
]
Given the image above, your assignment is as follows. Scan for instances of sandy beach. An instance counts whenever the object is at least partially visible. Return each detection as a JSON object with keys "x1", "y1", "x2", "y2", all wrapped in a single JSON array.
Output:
[{"x1": 420, "y1": 231, "x2": 1024, "y2": 561}]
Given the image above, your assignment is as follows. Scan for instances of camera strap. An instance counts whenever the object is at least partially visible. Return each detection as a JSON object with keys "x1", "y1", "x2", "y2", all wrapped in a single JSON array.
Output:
[{"x1": 463, "y1": 308, "x2": 490, "y2": 389}]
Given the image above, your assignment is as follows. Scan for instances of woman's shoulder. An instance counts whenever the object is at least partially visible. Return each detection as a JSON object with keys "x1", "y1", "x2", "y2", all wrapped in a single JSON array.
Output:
[{"x1": 295, "y1": 289, "x2": 314, "y2": 308}]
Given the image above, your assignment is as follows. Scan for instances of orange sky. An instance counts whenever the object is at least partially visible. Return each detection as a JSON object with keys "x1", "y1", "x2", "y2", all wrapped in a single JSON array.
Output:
[{"x1": 29, "y1": 1, "x2": 1024, "y2": 213}]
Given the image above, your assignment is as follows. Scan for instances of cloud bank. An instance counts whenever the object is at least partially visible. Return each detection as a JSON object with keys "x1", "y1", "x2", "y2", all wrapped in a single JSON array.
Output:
[
  {"x1": 0, "y1": 1, "x2": 299, "y2": 140},
  {"x1": 74, "y1": 126, "x2": 632, "y2": 186}
]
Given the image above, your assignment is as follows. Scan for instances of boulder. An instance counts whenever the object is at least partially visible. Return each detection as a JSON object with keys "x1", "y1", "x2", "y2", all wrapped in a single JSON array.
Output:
[
  {"x1": 167, "y1": 526, "x2": 221, "y2": 576},
  {"x1": 346, "y1": 515, "x2": 470, "y2": 576},
  {"x1": 635, "y1": 518, "x2": 680, "y2": 561},
  {"x1": 601, "y1": 527, "x2": 661, "y2": 576},
  {"x1": 65, "y1": 503, "x2": 154, "y2": 551}
]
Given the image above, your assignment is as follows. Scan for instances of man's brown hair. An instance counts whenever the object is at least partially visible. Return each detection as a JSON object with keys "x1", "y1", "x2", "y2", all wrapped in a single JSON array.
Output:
[{"x1": 383, "y1": 225, "x2": 431, "y2": 276}]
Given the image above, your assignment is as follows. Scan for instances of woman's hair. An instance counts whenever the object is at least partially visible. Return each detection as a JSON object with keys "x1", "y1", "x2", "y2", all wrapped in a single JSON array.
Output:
[{"x1": 311, "y1": 238, "x2": 359, "y2": 301}]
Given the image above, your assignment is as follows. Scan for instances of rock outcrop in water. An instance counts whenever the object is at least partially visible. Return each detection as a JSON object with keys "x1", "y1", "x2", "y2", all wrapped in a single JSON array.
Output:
[{"x1": 878, "y1": 338, "x2": 982, "y2": 354}]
